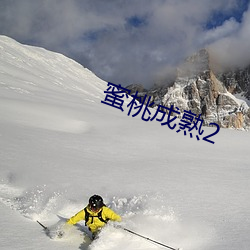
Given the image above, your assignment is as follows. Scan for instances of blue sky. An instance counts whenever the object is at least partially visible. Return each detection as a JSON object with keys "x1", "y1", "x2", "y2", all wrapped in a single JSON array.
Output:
[
  {"x1": 0, "y1": 0, "x2": 249, "y2": 87},
  {"x1": 206, "y1": 0, "x2": 249, "y2": 29}
]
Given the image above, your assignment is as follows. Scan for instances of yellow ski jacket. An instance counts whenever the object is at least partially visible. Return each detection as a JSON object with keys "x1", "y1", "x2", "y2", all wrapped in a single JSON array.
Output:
[{"x1": 67, "y1": 206, "x2": 121, "y2": 233}]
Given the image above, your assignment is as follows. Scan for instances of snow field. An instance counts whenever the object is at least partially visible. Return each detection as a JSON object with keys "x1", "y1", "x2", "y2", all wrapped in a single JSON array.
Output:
[{"x1": 0, "y1": 36, "x2": 250, "y2": 250}]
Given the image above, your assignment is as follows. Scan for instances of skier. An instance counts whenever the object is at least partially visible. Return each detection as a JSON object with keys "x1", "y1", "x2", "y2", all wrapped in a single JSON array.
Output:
[{"x1": 66, "y1": 194, "x2": 121, "y2": 239}]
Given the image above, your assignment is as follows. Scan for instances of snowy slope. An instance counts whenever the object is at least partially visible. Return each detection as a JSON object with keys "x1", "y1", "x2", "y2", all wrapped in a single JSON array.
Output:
[{"x1": 0, "y1": 36, "x2": 250, "y2": 250}]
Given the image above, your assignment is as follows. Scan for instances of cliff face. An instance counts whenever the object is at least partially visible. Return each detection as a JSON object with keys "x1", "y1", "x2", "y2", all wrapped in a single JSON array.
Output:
[
  {"x1": 126, "y1": 49, "x2": 250, "y2": 129},
  {"x1": 218, "y1": 66, "x2": 250, "y2": 100}
]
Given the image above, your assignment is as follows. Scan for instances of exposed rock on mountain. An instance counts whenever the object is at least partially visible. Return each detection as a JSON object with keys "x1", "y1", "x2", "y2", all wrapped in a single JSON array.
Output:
[
  {"x1": 126, "y1": 49, "x2": 250, "y2": 129},
  {"x1": 218, "y1": 66, "x2": 250, "y2": 100}
]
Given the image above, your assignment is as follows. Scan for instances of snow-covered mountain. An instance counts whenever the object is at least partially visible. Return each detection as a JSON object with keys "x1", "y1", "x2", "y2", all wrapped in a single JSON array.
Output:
[
  {"x1": 0, "y1": 36, "x2": 250, "y2": 250},
  {"x1": 127, "y1": 49, "x2": 250, "y2": 130}
]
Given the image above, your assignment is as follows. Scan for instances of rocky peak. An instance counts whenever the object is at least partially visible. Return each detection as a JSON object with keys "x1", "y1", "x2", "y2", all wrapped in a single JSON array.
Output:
[
  {"x1": 164, "y1": 49, "x2": 250, "y2": 129},
  {"x1": 126, "y1": 49, "x2": 250, "y2": 129},
  {"x1": 177, "y1": 48, "x2": 210, "y2": 78}
]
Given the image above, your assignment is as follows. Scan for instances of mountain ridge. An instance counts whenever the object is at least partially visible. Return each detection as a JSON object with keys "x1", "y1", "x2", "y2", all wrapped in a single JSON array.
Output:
[{"x1": 126, "y1": 49, "x2": 250, "y2": 129}]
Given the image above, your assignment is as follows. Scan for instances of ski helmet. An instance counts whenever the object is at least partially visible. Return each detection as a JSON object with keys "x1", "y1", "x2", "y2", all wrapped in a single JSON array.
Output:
[{"x1": 89, "y1": 195, "x2": 104, "y2": 210}]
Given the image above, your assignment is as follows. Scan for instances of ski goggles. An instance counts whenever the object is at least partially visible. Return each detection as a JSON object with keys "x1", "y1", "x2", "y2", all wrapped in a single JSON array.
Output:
[{"x1": 89, "y1": 205, "x2": 101, "y2": 212}]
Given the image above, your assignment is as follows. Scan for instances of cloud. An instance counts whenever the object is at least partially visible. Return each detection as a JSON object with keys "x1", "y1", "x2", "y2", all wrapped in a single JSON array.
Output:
[
  {"x1": 200, "y1": 18, "x2": 240, "y2": 45},
  {"x1": 209, "y1": 4, "x2": 250, "y2": 69},
  {"x1": 0, "y1": 0, "x2": 249, "y2": 87}
]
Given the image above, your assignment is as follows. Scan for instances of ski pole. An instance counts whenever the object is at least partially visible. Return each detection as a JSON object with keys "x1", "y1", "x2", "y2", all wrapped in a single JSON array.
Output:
[
  {"x1": 122, "y1": 227, "x2": 180, "y2": 250},
  {"x1": 37, "y1": 220, "x2": 48, "y2": 231}
]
